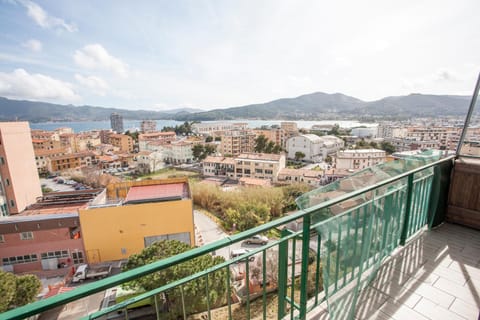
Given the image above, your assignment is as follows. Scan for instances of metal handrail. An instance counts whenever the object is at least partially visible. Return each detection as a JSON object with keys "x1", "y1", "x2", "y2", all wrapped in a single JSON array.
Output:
[{"x1": 0, "y1": 155, "x2": 455, "y2": 320}]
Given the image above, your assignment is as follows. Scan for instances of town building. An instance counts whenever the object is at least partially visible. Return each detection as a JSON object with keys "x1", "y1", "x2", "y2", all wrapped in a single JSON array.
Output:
[
  {"x1": 0, "y1": 189, "x2": 102, "y2": 273},
  {"x1": 136, "y1": 151, "x2": 164, "y2": 173},
  {"x1": 138, "y1": 131, "x2": 176, "y2": 151},
  {"x1": 110, "y1": 113, "x2": 124, "y2": 133},
  {"x1": 192, "y1": 122, "x2": 248, "y2": 136},
  {"x1": 79, "y1": 178, "x2": 194, "y2": 263},
  {"x1": 202, "y1": 156, "x2": 236, "y2": 178},
  {"x1": 31, "y1": 138, "x2": 62, "y2": 151},
  {"x1": 47, "y1": 152, "x2": 95, "y2": 173},
  {"x1": 0, "y1": 122, "x2": 42, "y2": 215},
  {"x1": 34, "y1": 148, "x2": 67, "y2": 174},
  {"x1": 160, "y1": 141, "x2": 195, "y2": 164},
  {"x1": 234, "y1": 153, "x2": 285, "y2": 182},
  {"x1": 286, "y1": 134, "x2": 344, "y2": 162},
  {"x1": 335, "y1": 149, "x2": 386, "y2": 170},
  {"x1": 351, "y1": 127, "x2": 378, "y2": 138},
  {"x1": 108, "y1": 134, "x2": 134, "y2": 153},
  {"x1": 140, "y1": 120, "x2": 157, "y2": 133},
  {"x1": 220, "y1": 130, "x2": 257, "y2": 156}
]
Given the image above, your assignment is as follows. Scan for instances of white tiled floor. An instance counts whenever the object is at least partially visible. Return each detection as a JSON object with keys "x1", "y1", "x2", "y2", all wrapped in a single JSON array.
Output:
[{"x1": 308, "y1": 223, "x2": 480, "y2": 320}]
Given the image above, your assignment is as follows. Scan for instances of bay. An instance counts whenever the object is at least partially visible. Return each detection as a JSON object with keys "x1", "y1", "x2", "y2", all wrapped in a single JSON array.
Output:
[{"x1": 29, "y1": 119, "x2": 377, "y2": 133}]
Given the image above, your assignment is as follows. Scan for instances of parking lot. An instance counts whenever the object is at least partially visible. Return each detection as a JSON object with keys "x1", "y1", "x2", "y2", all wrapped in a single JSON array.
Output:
[{"x1": 40, "y1": 178, "x2": 76, "y2": 192}]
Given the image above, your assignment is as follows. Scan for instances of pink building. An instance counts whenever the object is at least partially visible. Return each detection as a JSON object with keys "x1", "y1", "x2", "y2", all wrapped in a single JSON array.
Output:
[
  {"x1": 0, "y1": 190, "x2": 102, "y2": 274},
  {"x1": 0, "y1": 122, "x2": 42, "y2": 215}
]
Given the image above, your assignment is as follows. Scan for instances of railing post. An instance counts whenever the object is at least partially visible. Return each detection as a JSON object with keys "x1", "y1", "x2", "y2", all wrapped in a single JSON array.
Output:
[
  {"x1": 277, "y1": 229, "x2": 289, "y2": 320},
  {"x1": 400, "y1": 174, "x2": 414, "y2": 245},
  {"x1": 299, "y1": 213, "x2": 311, "y2": 319}
]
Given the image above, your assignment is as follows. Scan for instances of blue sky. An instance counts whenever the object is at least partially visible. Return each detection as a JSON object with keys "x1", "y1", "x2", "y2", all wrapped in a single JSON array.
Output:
[{"x1": 0, "y1": 0, "x2": 479, "y2": 111}]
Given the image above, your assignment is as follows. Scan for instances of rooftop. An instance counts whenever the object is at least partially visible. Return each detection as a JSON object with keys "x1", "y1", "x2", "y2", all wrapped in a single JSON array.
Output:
[
  {"x1": 236, "y1": 152, "x2": 284, "y2": 162},
  {"x1": 124, "y1": 183, "x2": 188, "y2": 204}
]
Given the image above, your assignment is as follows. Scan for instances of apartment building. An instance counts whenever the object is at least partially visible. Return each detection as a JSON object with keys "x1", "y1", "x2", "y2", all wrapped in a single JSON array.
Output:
[
  {"x1": 138, "y1": 131, "x2": 176, "y2": 151},
  {"x1": 160, "y1": 141, "x2": 195, "y2": 164},
  {"x1": 136, "y1": 151, "x2": 164, "y2": 174},
  {"x1": 335, "y1": 149, "x2": 386, "y2": 170},
  {"x1": 108, "y1": 134, "x2": 134, "y2": 153},
  {"x1": 286, "y1": 134, "x2": 344, "y2": 162},
  {"x1": 34, "y1": 148, "x2": 67, "y2": 174},
  {"x1": 202, "y1": 156, "x2": 236, "y2": 178},
  {"x1": 234, "y1": 153, "x2": 285, "y2": 182},
  {"x1": 48, "y1": 152, "x2": 95, "y2": 173},
  {"x1": 110, "y1": 113, "x2": 124, "y2": 133},
  {"x1": 192, "y1": 122, "x2": 248, "y2": 136},
  {"x1": 31, "y1": 138, "x2": 62, "y2": 151},
  {"x1": 0, "y1": 122, "x2": 42, "y2": 215},
  {"x1": 220, "y1": 130, "x2": 257, "y2": 156}
]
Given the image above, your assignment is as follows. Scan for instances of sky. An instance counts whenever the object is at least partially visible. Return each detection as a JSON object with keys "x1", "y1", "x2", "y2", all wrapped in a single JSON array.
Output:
[{"x1": 0, "y1": 0, "x2": 479, "y2": 111}]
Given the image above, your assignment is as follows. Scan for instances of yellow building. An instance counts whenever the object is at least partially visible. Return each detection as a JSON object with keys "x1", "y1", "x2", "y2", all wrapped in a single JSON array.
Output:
[{"x1": 79, "y1": 178, "x2": 194, "y2": 263}]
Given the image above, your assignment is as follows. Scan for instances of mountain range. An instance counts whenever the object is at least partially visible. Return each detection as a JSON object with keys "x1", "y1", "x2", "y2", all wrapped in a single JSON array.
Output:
[{"x1": 0, "y1": 92, "x2": 473, "y2": 123}]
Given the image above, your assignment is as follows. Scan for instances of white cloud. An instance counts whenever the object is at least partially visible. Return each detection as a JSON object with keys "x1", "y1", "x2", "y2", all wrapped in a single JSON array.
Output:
[
  {"x1": 0, "y1": 69, "x2": 79, "y2": 101},
  {"x1": 75, "y1": 74, "x2": 109, "y2": 96},
  {"x1": 74, "y1": 44, "x2": 129, "y2": 78},
  {"x1": 22, "y1": 39, "x2": 42, "y2": 52},
  {"x1": 19, "y1": 0, "x2": 77, "y2": 32}
]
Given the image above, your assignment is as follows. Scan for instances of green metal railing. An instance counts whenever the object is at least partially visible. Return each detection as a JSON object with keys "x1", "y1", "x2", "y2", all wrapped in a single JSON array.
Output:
[{"x1": 0, "y1": 155, "x2": 454, "y2": 320}]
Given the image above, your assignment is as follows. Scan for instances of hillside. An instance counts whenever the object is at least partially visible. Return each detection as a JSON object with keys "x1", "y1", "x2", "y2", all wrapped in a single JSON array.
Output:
[
  {"x1": 0, "y1": 92, "x2": 473, "y2": 122},
  {"x1": 0, "y1": 97, "x2": 176, "y2": 122}
]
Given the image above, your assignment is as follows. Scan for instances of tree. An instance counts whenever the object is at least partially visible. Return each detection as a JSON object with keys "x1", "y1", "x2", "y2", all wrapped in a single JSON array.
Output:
[
  {"x1": 380, "y1": 141, "x2": 396, "y2": 154},
  {"x1": 192, "y1": 144, "x2": 205, "y2": 160},
  {"x1": 0, "y1": 270, "x2": 41, "y2": 312},
  {"x1": 254, "y1": 135, "x2": 268, "y2": 153},
  {"x1": 123, "y1": 240, "x2": 227, "y2": 318},
  {"x1": 13, "y1": 275, "x2": 42, "y2": 307},
  {"x1": 124, "y1": 130, "x2": 139, "y2": 143},
  {"x1": 294, "y1": 151, "x2": 306, "y2": 162},
  {"x1": 0, "y1": 271, "x2": 15, "y2": 312}
]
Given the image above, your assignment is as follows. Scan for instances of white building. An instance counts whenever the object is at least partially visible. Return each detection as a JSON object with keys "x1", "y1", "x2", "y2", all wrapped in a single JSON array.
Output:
[
  {"x1": 351, "y1": 127, "x2": 378, "y2": 138},
  {"x1": 192, "y1": 122, "x2": 248, "y2": 136},
  {"x1": 335, "y1": 149, "x2": 386, "y2": 170},
  {"x1": 140, "y1": 120, "x2": 157, "y2": 133},
  {"x1": 286, "y1": 134, "x2": 344, "y2": 162},
  {"x1": 136, "y1": 151, "x2": 164, "y2": 173}
]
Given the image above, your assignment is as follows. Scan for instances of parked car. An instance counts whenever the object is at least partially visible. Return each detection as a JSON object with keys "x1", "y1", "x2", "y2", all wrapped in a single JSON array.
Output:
[
  {"x1": 244, "y1": 235, "x2": 268, "y2": 245},
  {"x1": 230, "y1": 249, "x2": 255, "y2": 262}
]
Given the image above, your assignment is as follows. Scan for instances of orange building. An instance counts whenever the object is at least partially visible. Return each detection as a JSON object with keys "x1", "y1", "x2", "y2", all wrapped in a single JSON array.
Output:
[
  {"x1": 48, "y1": 152, "x2": 95, "y2": 173},
  {"x1": 108, "y1": 134, "x2": 134, "y2": 152}
]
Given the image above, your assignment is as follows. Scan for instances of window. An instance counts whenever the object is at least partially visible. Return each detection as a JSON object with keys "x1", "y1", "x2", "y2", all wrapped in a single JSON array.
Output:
[
  {"x1": 5, "y1": 178, "x2": 9, "y2": 186},
  {"x1": 10, "y1": 200, "x2": 14, "y2": 208},
  {"x1": 20, "y1": 231, "x2": 33, "y2": 240},
  {"x1": 72, "y1": 251, "x2": 84, "y2": 264},
  {"x1": 255, "y1": 169, "x2": 263, "y2": 174},
  {"x1": 0, "y1": 234, "x2": 4, "y2": 243},
  {"x1": 265, "y1": 170, "x2": 273, "y2": 175},
  {"x1": 2, "y1": 254, "x2": 37, "y2": 265},
  {"x1": 41, "y1": 250, "x2": 69, "y2": 259},
  {"x1": 0, "y1": 157, "x2": 4, "y2": 165}
]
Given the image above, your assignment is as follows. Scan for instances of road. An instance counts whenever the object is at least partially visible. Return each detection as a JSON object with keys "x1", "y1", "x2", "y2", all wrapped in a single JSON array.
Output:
[{"x1": 193, "y1": 210, "x2": 233, "y2": 259}]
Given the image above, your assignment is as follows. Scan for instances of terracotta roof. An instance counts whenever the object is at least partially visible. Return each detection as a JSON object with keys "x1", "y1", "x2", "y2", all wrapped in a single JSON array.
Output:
[
  {"x1": 203, "y1": 156, "x2": 235, "y2": 165},
  {"x1": 236, "y1": 153, "x2": 283, "y2": 161},
  {"x1": 125, "y1": 183, "x2": 187, "y2": 203}
]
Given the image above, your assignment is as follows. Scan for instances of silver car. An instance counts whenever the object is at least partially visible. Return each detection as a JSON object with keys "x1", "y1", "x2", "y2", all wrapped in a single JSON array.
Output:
[{"x1": 244, "y1": 235, "x2": 268, "y2": 245}]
